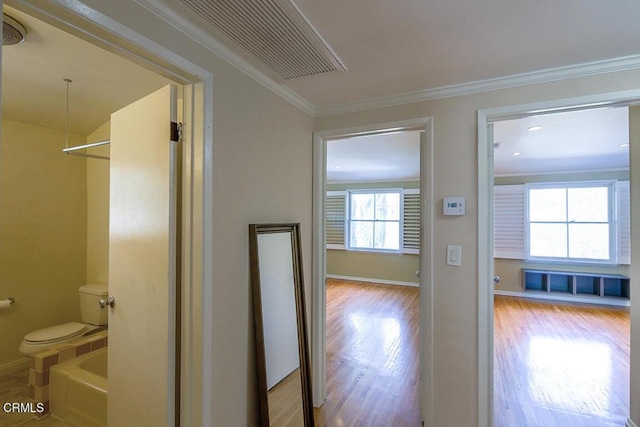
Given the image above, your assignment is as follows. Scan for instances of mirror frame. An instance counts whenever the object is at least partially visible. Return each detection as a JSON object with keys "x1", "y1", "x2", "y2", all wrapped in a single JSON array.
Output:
[{"x1": 249, "y1": 223, "x2": 314, "y2": 427}]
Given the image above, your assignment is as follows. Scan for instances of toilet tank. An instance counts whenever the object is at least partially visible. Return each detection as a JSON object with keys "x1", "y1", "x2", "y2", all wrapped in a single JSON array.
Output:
[{"x1": 78, "y1": 284, "x2": 109, "y2": 326}]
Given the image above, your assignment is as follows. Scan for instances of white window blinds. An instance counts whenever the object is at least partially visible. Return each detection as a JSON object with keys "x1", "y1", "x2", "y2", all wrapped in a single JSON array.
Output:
[
  {"x1": 325, "y1": 189, "x2": 420, "y2": 254},
  {"x1": 493, "y1": 181, "x2": 630, "y2": 264},
  {"x1": 493, "y1": 184, "x2": 525, "y2": 259},
  {"x1": 617, "y1": 180, "x2": 631, "y2": 265},
  {"x1": 403, "y1": 189, "x2": 420, "y2": 254},
  {"x1": 326, "y1": 191, "x2": 346, "y2": 249}
]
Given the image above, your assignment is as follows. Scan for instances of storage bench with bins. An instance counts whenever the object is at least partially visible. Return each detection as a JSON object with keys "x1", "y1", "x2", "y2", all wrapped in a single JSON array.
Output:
[{"x1": 522, "y1": 268, "x2": 630, "y2": 304}]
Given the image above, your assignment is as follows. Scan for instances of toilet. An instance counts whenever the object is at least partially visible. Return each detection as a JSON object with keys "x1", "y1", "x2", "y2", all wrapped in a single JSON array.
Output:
[{"x1": 19, "y1": 283, "x2": 109, "y2": 355}]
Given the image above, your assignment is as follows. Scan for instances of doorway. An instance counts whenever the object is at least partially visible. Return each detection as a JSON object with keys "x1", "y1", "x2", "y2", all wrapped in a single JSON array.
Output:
[
  {"x1": 312, "y1": 117, "x2": 434, "y2": 424},
  {"x1": 491, "y1": 106, "x2": 631, "y2": 426},
  {"x1": 0, "y1": 1, "x2": 212, "y2": 425},
  {"x1": 477, "y1": 92, "x2": 640, "y2": 427}
]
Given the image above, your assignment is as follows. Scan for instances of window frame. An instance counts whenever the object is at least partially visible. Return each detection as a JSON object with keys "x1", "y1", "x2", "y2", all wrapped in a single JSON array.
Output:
[
  {"x1": 346, "y1": 188, "x2": 404, "y2": 254},
  {"x1": 525, "y1": 180, "x2": 618, "y2": 265}
]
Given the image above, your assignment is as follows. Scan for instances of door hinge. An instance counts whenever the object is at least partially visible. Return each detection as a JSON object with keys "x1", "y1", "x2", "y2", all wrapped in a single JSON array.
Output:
[{"x1": 171, "y1": 121, "x2": 183, "y2": 143}]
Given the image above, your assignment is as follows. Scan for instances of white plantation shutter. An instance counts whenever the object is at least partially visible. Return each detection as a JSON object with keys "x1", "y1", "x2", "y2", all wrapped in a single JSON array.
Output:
[
  {"x1": 402, "y1": 189, "x2": 420, "y2": 254},
  {"x1": 494, "y1": 184, "x2": 525, "y2": 259},
  {"x1": 326, "y1": 191, "x2": 346, "y2": 249},
  {"x1": 617, "y1": 180, "x2": 631, "y2": 265}
]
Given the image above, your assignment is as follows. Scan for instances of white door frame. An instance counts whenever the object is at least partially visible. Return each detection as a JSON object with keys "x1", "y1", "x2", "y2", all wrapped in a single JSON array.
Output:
[
  {"x1": 312, "y1": 117, "x2": 434, "y2": 426},
  {"x1": 6, "y1": 1, "x2": 215, "y2": 425},
  {"x1": 477, "y1": 89, "x2": 640, "y2": 427}
]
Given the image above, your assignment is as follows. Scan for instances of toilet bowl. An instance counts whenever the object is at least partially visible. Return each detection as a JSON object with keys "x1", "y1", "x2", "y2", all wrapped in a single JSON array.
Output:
[{"x1": 19, "y1": 283, "x2": 108, "y2": 355}]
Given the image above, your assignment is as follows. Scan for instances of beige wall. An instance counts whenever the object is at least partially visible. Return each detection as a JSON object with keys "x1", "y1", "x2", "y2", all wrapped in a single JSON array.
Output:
[
  {"x1": 494, "y1": 171, "x2": 630, "y2": 293},
  {"x1": 85, "y1": 121, "x2": 110, "y2": 285},
  {"x1": 315, "y1": 69, "x2": 640, "y2": 426},
  {"x1": 328, "y1": 250, "x2": 419, "y2": 283},
  {"x1": 0, "y1": 119, "x2": 87, "y2": 369},
  {"x1": 327, "y1": 181, "x2": 419, "y2": 283}
]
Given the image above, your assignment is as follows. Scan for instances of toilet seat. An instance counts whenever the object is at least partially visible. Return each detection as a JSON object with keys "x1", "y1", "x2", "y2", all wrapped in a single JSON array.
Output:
[
  {"x1": 24, "y1": 322, "x2": 87, "y2": 343},
  {"x1": 19, "y1": 322, "x2": 88, "y2": 354}
]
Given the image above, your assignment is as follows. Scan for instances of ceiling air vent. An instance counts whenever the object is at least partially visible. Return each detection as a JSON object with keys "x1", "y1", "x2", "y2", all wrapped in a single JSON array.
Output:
[{"x1": 178, "y1": 0, "x2": 346, "y2": 80}]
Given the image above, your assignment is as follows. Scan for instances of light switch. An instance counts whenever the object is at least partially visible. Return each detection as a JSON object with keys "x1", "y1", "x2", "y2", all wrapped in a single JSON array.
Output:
[{"x1": 447, "y1": 245, "x2": 462, "y2": 266}]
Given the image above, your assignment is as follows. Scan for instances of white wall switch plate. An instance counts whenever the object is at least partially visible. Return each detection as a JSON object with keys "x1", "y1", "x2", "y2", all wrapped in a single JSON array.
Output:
[{"x1": 447, "y1": 245, "x2": 462, "y2": 266}]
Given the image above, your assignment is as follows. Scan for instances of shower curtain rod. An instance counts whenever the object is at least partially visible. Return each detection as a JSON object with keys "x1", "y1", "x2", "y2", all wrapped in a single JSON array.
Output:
[{"x1": 62, "y1": 139, "x2": 110, "y2": 160}]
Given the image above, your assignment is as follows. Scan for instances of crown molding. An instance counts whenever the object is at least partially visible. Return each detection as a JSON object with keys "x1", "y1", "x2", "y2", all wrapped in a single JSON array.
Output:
[
  {"x1": 133, "y1": 1, "x2": 640, "y2": 119},
  {"x1": 315, "y1": 55, "x2": 640, "y2": 117},
  {"x1": 134, "y1": 0, "x2": 315, "y2": 116}
]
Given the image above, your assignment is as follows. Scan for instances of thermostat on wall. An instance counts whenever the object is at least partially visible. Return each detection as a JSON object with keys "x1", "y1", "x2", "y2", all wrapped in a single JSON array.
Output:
[{"x1": 443, "y1": 197, "x2": 466, "y2": 215}]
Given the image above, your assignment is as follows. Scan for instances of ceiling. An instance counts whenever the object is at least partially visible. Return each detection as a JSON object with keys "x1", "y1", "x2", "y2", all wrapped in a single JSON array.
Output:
[
  {"x1": 156, "y1": 0, "x2": 640, "y2": 113},
  {"x1": 493, "y1": 107, "x2": 629, "y2": 176},
  {"x1": 2, "y1": 6, "x2": 172, "y2": 136},
  {"x1": 327, "y1": 131, "x2": 421, "y2": 183},
  {"x1": 328, "y1": 107, "x2": 629, "y2": 182}
]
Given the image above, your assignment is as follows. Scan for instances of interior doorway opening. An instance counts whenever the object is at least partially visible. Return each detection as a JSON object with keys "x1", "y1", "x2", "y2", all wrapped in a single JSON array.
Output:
[
  {"x1": 0, "y1": 1, "x2": 213, "y2": 425},
  {"x1": 478, "y1": 93, "x2": 640, "y2": 427},
  {"x1": 312, "y1": 117, "x2": 434, "y2": 425},
  {"x1": 490, "y1": 107, "x2": 631, "y2": 426}
]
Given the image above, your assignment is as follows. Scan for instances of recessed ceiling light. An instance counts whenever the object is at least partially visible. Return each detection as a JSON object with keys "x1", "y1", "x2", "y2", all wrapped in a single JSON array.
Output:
[
  {"x1": 527, "y1": 126, "x2": 542, "y2": 131},
  {"x1": 618, "y1": 143, "x2": 629, "y2": 148},
  {"x1": 512, "y1": 152, "x2": 521, "y2": 156}
]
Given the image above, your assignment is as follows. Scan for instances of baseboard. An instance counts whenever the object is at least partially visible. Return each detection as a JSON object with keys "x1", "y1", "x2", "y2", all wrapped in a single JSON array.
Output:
[
  {"x1": 327, "y1": 274, "x2": 419, "y2": 287},
  {"x1": 0, "y1": 357, "x2": 30, "y2": 376},
  {"x1": 626, "y1": 418, "x2": 638, "y2": 427},
  {"x1": 494, "y1": 290, "x2": 630, "y2": 307}
]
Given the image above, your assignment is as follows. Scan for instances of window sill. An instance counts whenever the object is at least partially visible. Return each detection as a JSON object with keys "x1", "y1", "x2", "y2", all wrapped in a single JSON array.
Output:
[{"x1": 525, "y1": 257, "x2": 619, "y2": 267}]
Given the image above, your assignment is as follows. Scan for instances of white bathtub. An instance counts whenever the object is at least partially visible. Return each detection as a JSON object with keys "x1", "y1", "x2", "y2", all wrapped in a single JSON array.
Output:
[{"x1": 50, "y1": 347, "x2": 107, "y2": 427}]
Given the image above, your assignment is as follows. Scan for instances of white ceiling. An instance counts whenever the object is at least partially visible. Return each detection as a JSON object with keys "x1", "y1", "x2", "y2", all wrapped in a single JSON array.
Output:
[
  {"x1": 289, "y1": 0, "x2": 640, "y2": 109},
  {"x1": 156, "y1": 0, "x2": 640, "y2": 112},
  {"x1": 327, "y1": 108, "x2": 629, "y2": 182},
  {"x1": 327, "y1": 131, "x2": 421, "y2": 183},
  {"x1": 2, "y1": 6, "x2": 172, "y2": 136},
  {"x1": 493, "y1": 107, "x2": 629, "y2": 176}
]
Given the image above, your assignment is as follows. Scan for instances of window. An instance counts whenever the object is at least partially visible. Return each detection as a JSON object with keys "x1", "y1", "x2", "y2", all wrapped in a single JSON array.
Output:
[
  {"x1": 527, "y1": 183, "x2": 614, "y2": 262},
  {"x1": 349, "y1": 190, "x2": 401, "y2": 251},
  {"x1": 494, "y1": 181, "x2": 630, "y2": 264},
  {"x1": 325, "y1": 188, "x2": 420, "y2": 254}
]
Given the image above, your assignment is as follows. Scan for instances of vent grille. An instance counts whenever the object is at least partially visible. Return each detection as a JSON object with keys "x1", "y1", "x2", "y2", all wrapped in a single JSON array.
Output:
[
  {"x1": 3, "y1": 15, "x2": 27, "y2": 46},
  {"x1": 179, "y1": 0, "x2": 346, "y2": 80}
]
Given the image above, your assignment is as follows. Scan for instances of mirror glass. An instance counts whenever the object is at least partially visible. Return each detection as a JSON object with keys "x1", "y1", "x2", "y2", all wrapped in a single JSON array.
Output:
[{"x1": 249, "y1": 223, "x2": 314, "y2": 427}]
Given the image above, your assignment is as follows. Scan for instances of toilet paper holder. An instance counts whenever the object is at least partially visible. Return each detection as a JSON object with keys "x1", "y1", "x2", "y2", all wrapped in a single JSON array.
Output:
[{"x1": 0, "y1": 297, "x2": 14, "y2": 309}]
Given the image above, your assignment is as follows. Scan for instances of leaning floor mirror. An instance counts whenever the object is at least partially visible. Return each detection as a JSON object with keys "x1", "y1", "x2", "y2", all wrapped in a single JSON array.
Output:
[{"x1": 249, "y1": 223, "x2": 314, "y2": 427}]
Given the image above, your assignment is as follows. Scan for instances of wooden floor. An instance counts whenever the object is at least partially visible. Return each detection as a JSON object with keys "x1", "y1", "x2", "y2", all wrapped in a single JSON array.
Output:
[
  {"x1": 494, "y1": 295, "x2": 630, "y2": 427},
  {"x1": 268, "y1": 368, "x2": 305, "y2": 427},
  {"x1": 314, "y1": 279, "x2": 421, "y2": 427}
]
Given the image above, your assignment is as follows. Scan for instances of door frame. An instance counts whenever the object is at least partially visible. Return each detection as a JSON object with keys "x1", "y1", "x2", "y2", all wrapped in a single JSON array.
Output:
[
  {"x1": 5, "y1": 1, "x2": 214, "y2": 425},
  {"x1": 477, "y1": 89, "x2": 640, "y2": 427},
  {"x1": 312, "y1": 117, "x2": 434, "y2": 425}
]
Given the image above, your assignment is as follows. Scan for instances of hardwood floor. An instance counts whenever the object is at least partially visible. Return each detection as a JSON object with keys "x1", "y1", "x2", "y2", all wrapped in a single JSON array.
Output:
[
  {"x1": 494, "y1": 295, "x2": 630, "y2": 427},
  {"x1": 268, "y1": 368, "x2": 304, "y2": 427},
  {"x1": 313, "y1": 281, "x2": 629, "y2": 427},
  {"x1": 314, "y1": 279, "x2": 421, "y2": 427}
]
